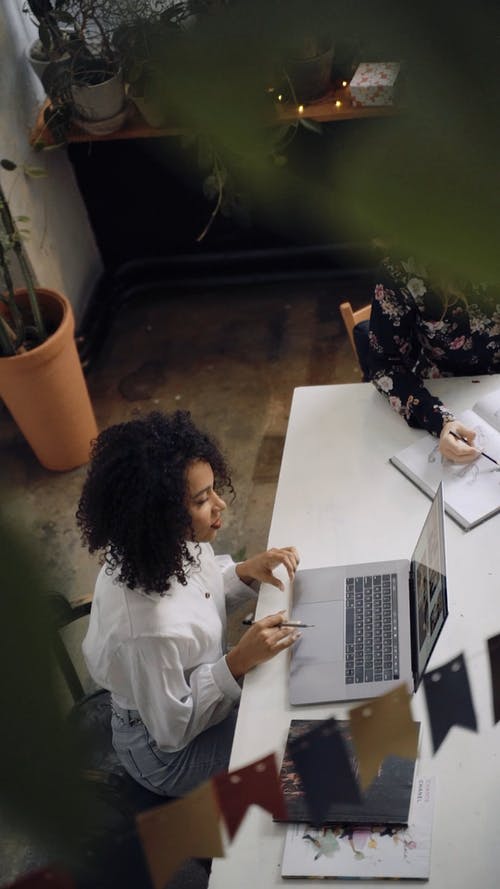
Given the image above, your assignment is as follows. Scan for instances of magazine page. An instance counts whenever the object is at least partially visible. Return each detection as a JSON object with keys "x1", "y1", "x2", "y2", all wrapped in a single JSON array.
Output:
[
  {"x1": 281, "y1": 776, "x2": 435, "y2": 879},
  {"x1": 472, "y1": 387, "x2": 500, "y2": 432}
]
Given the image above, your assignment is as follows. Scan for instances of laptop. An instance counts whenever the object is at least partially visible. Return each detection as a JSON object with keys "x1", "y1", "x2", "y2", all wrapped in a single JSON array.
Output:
[{"x1": 289, "y1": 483, "x2": 448, "y2": 705}]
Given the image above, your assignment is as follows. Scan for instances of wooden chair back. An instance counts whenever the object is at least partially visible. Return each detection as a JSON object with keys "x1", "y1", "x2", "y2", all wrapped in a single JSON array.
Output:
[{"x1": 339, "y1": 301, "x2": 371, "y2": 359}]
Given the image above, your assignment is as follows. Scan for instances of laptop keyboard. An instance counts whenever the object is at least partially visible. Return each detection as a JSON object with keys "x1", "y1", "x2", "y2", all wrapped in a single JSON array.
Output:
[{"x1": 345, "y1": 574, "x2": 400, "y2": 684}]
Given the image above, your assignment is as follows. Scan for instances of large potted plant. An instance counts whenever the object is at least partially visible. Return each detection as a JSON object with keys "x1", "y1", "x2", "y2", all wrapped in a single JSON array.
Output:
[{"x1": 0, "y1": 158, "x2": 98, "y2": 471}]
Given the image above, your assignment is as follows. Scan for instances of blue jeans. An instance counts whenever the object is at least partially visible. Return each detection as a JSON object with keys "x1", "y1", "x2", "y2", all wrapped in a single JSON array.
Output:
[{"x1": 111, "y1": 701, "x2": 238, "y2": 797}]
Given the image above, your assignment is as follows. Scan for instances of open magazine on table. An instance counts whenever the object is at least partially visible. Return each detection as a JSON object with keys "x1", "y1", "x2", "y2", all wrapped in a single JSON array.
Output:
[{"x1": 280, "y1": 775, "x2": 436, "y2": 880}]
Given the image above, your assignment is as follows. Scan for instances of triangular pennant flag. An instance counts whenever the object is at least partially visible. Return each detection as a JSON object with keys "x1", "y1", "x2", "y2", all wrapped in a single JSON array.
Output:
[
  {"x1": 422, "y1": 653, "x2": 477, "y2": 753},
  {"x1": 288, "y1": 717, "x2": 361, "y2": 825},
  {"x1": 5, "y1": 870, "x2": 75, "y2": 889},
  {"x1": 487, "y1": 632, "x2": 500, "y2": 724},
  {"x1": 349, "y1": 685, "x2": 419, "y2": 791},
  {"x1": 136, "y1": 781, "x2": 224, "y2": 889},
  {"x1": 213, "y1": 753, "x2": 286, "y2": 839}
]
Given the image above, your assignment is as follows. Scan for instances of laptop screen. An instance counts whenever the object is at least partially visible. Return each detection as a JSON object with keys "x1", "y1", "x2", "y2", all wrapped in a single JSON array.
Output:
[{"x1": 410, "y1": 483, "x2": 448, "y2": 686}]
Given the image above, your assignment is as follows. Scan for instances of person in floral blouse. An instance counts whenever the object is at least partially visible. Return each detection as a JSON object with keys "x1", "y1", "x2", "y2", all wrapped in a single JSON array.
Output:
[{"x1": 368, "y1": 255, "x2": 500, "y2": 463}]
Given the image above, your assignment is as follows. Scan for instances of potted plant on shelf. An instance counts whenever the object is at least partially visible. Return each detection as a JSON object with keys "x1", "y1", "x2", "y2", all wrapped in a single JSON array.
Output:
[
  {"x1": 24, "y1": 0, "x2": 77, "y2": 83},
  {"x1": 283, "y1": 33, "x2": 335, "y2": 103},
  {"x1": 0, "y1": 158, "x2": 98, "y2": 471},
  {"x1": 113, "y1": 1, "x2": 190, "y2": 128},
  {"x1": 34, "y1": 0, "x2": 128, "y2": 139}
]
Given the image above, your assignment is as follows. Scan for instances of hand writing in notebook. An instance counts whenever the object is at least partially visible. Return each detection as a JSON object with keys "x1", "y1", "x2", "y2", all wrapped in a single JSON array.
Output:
[{"x1": 440, "y1": 419, "x2": 478, "y2": 463}]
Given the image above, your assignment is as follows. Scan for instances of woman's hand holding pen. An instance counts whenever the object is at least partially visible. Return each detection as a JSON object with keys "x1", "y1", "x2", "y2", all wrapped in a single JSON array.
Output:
[
  {"x1": 226, "y1": 611, "x2": 300, "y2": 680},
  {"x1": 235, "y1": 546, "x2": 300, "y2": 591},
  {"x1": 439, "y1": 419, "x2": 478, "y2": 463}
]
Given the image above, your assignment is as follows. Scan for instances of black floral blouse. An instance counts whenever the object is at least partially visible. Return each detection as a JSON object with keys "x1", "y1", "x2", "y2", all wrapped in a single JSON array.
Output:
[{"x1": 368, "y1": 256, "x2": 500, "y2": 436}]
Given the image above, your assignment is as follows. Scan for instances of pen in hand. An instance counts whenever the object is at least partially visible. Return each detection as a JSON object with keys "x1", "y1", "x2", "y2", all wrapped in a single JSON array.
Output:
[
  {"x1": 448, "y1": 430, "x2": 500, "y2": 466},
  {"x1": 242, "y1": 617, "x2": 315, "y2": 628}
]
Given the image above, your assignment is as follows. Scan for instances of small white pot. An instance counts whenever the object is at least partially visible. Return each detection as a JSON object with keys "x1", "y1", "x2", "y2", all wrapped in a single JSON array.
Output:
[
  {"x1": 27, "y1": 40, "x2": 51, "y2": 82},
  {"x1": 71, "y1": 69, "x2": 125, "y2": 122}
]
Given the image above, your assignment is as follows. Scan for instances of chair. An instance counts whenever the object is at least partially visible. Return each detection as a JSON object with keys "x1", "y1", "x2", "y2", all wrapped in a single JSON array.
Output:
[
  {"x1": 16, "y1": 593, "x2": 211, "y2": 889},
  {"x1": 339, "y1": 301, "x2": 372, "y2": 381}
]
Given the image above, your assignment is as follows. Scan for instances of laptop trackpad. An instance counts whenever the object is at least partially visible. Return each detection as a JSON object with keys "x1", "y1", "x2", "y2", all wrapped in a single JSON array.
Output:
[{"x1": 292, "y1": 600, "x2": 344, "y2": 663}]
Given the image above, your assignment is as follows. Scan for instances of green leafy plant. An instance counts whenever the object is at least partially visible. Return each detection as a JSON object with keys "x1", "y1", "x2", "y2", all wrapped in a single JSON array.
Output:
[
  {"x1": 24, "y1": 0, "x2": 78, "y2": 62},
  {"x1": 29, "y1": 0, "x2": 129, "y2": 145},
  {"x1": 113, "y1": 1, "x2": 190, "y2": 99},
  {"x1": 0, "y1": 159, "x2": 47, "y2": 356}
]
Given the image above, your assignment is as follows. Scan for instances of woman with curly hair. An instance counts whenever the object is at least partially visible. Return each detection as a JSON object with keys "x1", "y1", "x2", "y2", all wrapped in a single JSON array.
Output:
[{"x1": 77, "y1": 410, "x2": 299, "y2": 797}]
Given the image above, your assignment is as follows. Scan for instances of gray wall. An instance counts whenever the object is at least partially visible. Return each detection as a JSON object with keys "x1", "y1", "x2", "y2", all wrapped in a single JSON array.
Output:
[{"x1": 1, "y1": 1, "x2": 103, "y2": 325}]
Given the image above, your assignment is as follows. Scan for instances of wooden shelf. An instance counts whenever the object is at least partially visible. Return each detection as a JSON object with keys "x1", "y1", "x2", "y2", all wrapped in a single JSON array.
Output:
[
  {"x1": 277, "y1": 85, "x2": 399, "y2": 124},
  {"x1": 30, "y1": 85, "x2": 399, "y2": 148}
]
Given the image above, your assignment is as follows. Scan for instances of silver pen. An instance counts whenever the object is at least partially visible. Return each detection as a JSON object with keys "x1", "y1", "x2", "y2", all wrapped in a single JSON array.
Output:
[{"x1": 241, "y1": 617, "x2": 314, "y2": 628}]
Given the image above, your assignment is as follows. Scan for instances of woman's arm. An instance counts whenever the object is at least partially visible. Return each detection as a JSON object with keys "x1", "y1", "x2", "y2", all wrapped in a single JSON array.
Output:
[
  {"x1": 225, "y1": 611, "x2": 299, "y2": 680},
  {"x1": 369, "y1": 278, "x2": 478, "y2": 461},
  {"x1": 368, "y1": 281, "x2": 449, "y2": 436},
  {"x1": 235, "y1": 546, "x2": 299, "y2": 589},
  {"x1": 126, "y1": 635, "x2": 241, "y2": 752}
]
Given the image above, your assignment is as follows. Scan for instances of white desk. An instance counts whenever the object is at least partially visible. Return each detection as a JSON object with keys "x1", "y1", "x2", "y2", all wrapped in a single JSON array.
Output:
[{"x1": 210, "y1": 378, "x2": 500, "y2": 888}]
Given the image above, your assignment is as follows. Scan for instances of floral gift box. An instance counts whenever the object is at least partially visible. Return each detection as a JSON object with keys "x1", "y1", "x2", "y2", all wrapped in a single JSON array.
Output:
[{"x1": 349, "y1": 62, "x2": 401, "y2": 106}]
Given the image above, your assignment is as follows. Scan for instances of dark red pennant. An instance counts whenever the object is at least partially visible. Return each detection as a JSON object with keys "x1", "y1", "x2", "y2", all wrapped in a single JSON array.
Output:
[
  {"x1": 5, "y1": 869, "x2": 75, "y2": 889},
  {"x1": 213, "y1": 753, "x2": 287, "y2": 839}
]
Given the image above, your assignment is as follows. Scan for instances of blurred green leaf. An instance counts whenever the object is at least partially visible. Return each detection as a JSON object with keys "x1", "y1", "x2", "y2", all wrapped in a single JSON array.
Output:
[
  {"x1": 23, "y1": 166, "x2": 47, "y2": 179},
  {"x1": 0, "y1": 510, "x2": 99, "y2": 857},
  {"x1": 151, "y1": 0, "x2": 500, "y2": 282}
]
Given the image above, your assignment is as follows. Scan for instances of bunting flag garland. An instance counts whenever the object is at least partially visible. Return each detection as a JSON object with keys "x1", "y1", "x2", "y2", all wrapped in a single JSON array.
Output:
[
  {"x1": 487, "y1": 632, "x2": 500, "y2": 724},
  {"x1": 20, "y1": 648, "x2": 495, "y2": 889},
  {"x1": 422, "y1": 653, "x2": 477, "y2": 753},
  {"x1": 213, "y1": 752, "x2": 286, "y2": 839},
  {"x1": 136, "y1": 781, "x2": 224, "y2": 889},
  {"x1": 349, "y1": 685, "x2": 420, "y2": 791},
  {"x1": 287, "y1": 717, "x2": 361, "y2": 825}
]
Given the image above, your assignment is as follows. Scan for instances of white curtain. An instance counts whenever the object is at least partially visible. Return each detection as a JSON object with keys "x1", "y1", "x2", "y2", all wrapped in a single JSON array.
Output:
[
  {"x1": 0, "y1": 2, "x2": 103, "y2": 320},
  {"x1": 1, "y1": 1, "x2": 44, "y2": 131}
]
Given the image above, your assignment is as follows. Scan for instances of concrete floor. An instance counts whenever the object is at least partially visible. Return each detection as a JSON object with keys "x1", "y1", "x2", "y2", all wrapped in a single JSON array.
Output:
[
  {"x1": 0, "y1": 275, "x2": 370, "y2": 884},
  {"x1": 2, "y1": 276, "x2": 367, "y2": 614}
]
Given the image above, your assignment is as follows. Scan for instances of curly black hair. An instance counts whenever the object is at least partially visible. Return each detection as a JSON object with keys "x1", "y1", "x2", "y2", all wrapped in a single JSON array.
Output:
[{"x1": 76, "y1": 410, "x2": 234, "y2": 594}]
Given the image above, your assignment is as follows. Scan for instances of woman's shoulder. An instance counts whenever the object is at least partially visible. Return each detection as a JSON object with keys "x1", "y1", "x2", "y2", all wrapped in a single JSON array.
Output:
[{"x1": 379, "y1": 255, "x2": 429, "y2": 289}]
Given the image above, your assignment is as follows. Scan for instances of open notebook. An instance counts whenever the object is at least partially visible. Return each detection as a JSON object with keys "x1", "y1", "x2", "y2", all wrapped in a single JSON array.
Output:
[{"x1": 390, "y1": 388, "x2": 500, "y2": 530}]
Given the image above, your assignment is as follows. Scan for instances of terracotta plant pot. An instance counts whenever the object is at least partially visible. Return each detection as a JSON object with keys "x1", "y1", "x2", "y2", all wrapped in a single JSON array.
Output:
[{"x1": 0, "y1": 288, "x2": 98, "y2": 471}]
